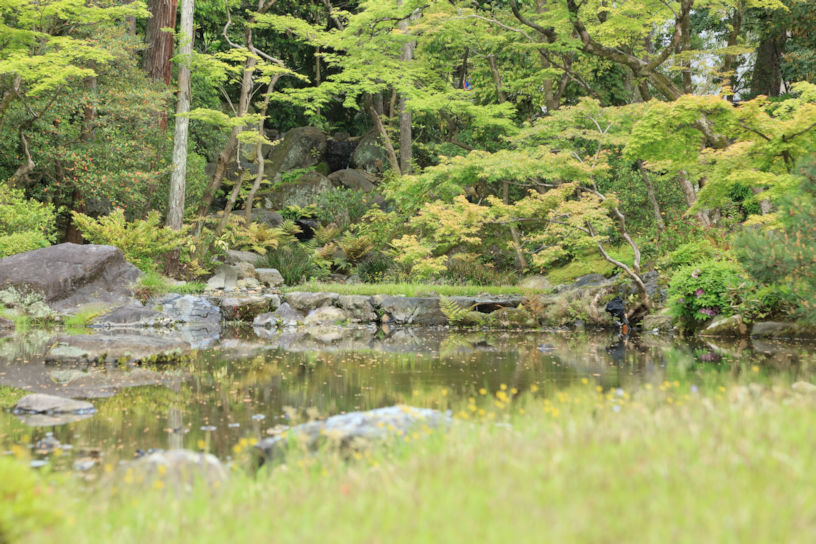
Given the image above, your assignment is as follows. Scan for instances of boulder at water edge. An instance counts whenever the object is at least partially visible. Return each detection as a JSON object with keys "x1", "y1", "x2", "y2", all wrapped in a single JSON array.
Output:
[{"x1": 0, "y1": 243, "x2": 141, "y2": 311}]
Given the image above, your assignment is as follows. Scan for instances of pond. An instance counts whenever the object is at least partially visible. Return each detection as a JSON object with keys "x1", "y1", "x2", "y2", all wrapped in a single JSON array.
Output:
[{"x1": 1, "y1": 327, "x2": 815, "y2": 472}]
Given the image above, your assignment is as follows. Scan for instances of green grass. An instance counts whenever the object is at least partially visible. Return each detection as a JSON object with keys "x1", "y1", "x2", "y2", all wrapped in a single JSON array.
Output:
[
  {"x1": 285, "y1": 281, "x2": 536, "y2": 297},
  {"x1": 12, "y1": 379, "x2": 816, "y2": 543},
  {"x1": 0, "y1": 385, "x2": 25, "y2": 409},
  {"x1": 546, "y1": 245, "x2": 635, "y2": 285},
  {"x1": 135, "y1": 271, "x2": 207, "y2": 303}
]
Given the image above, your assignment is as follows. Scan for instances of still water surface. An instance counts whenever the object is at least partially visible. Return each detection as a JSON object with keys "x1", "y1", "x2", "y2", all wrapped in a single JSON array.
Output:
[{"x1": 1, "y1": 327, "x2": 814, "y2": 469}]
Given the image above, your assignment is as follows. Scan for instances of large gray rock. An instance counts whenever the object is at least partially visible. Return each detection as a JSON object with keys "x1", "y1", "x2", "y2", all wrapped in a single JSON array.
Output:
[
  {"x1": 701, "y1": 314, "x2": 748, "y2": 337},
  {"x1": 351, "y1": 131, "x2": 389, "y2": 174},
  {"x1": 250, "y1": 209, "x2": 284, "y2": 228},
  {"x1": 0, "y1": 243, "x2": 141, "y2": 311},
  {"x1": 152, "y1": 295, "x2": 222, "y2": 325},
  {"x1": 123, "y1": 450, "x2": 228, "y2": 491},
  {"x1": 751, "y1": 321, "x2": 815, "y2": 339},
  {"x1": 327, "y1": 168, "x2": 376, "y2": 193},
  {"x1": 262, "y1": 171, "x2": 333, "y2": 210},
  {"x1": 253, "y1": 303, "x2": 303, "y2": 328},
  {"x1": 304, "y1": 306, "x2": 348, "y2": 325},
  {"x1": 374, "y1": 296, "x2": 448, "y2": 326},
  {"x1": 284, "y1": 291, "x2": 339, "y2": 313},
  {"x1": 92, "y1": 305, "x2": 165, "y2": 328},
  {"x1": 265, "y1": 126, "x2": 327, "y2": 179},
  {"x1": 14, "y1": 393, "x2": 94, "y2": 414},
  {"x1": 45, "y1": 334, "x2": 191, "y2": 364},
  {"x1": 256, "y1": 268, "x2": 284, "y2": 287},
  {"x1": 256, "y1": 405, "x2": 450, "y2": 462},
  {"x1": 219, "y1": 295, "x2": 274, "y2": 321},
  {"x1": 642, "y1": 313, "x2": 675, "y2": 333},
  {"x1": 337, "y1": 295, "x2": 376, "y2": 322},
  {"x1": 226, "y1": 250, "x2": 263, "y2": 266},
  {"x1": 205, "y1": 264, "x2": 239, "y2": 291}
]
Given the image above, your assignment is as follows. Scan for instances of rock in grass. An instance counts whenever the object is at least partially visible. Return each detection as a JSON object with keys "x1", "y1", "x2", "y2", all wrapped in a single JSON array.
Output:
[
  {"x1": 0, "y1": 316, "x2": 13, "y2": 330},
  {"x1": 792, "y1": 382, "x2": 816, "y2": 394},
  {"x1": 255, "y1": 268, "x2": 285, "y2": 288},
  {"x1": 14, "y1": 393, "x2": 94, "y2": 414},
  {"x1": 256, "y1": 405, "x2": 451, "y2": 463},
  {"x1": 120, "y1": 450, "x2": 227, "y2": 491}
]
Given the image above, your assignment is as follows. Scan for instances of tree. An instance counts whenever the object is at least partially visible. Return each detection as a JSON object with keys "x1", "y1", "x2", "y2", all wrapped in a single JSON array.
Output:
[{"x1": 167, "y1": 0, "x2": 194, "y2": 232}]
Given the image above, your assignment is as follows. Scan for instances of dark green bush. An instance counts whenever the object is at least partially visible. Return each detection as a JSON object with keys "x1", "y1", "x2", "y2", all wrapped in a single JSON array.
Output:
[
  {"x1": 355, "y1": 252, "x2": 394, "y2": 283},
  {"x1": 668, "y1": 259, "x2": 745, "y2": 328},
  {"x1": 733, "y1": 157, "x2": 816, "y2": 325},
  {"x1": 264, "y1": 245, "x2": 328, "y2": 285}
]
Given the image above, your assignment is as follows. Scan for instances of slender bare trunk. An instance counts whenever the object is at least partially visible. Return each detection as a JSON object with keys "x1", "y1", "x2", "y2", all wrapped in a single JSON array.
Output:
[
  {"x1": 167, "y1": 0, "x2": 194, "y2": 231},
  {"x1": 244, "y1": 75, "x2": 280, "y2": 222},
  {"x1": 195, "y1": 48, "x2": 257, "y2": 222},
  {"x1": 366, "y1": 96, "x2": 400, "y2": 174},
  {"x1": 487, "y1": 54, "x2": 506, "y2": 103},
  {"x1": 639, "y1": 161, "x2": 665, "y2": 232},
  {"x1": 503, "y1": 182, "x2": 528, "y2": 271},
  {"x1": 398, "y1": 2, "x2": 414, "y2": 175}
]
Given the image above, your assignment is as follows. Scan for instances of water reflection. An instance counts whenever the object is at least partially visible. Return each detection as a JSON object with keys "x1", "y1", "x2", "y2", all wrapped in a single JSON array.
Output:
[{"x1": 1, "y1": 328, "x2": 815, "y2": 469}]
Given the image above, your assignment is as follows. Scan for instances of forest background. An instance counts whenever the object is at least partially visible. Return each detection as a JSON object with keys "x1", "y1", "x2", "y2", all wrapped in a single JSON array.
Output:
[{"x1": 2, "y1": 0, "x2": 816, "y2": 329}]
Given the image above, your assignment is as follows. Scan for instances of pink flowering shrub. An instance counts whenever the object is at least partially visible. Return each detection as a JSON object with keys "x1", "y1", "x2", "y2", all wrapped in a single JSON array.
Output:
[{"x1": 668, "y1": 259, "x2": 745, "y2": 328}]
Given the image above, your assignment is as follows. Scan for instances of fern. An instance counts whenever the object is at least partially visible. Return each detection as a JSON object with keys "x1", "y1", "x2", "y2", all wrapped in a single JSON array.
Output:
[{"x1": 440, "y1": 296, "x2": 483, "y2": 326}]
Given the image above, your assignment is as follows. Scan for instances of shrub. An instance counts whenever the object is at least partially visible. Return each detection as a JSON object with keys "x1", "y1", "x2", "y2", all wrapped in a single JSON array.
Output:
[
  {"x1": 445, "y1": 252, "x2": 515, "y2": 286},
  {"x1": 315, "y1": 188, "x2": 375, "y2": 228},
  {"x1": 733, "y1": 157, "x2": 816, "y2": 325},
  {"x1": 0, "y1": 230, "x2": 52, "y2": 258},
  {"x1": 0, "y1": 187, "x2": 55, "y2": 257},
  {"x1": 739, "y1": 284, "x2": 796, "y2": 322},
  {"x1": 355, "y1": 252, "x2": 394, "y2": 283},
  {"x1": 660, "y1": 239, "x2": 718, "y2": 269},
  {"x1": 72, "y1": 209, "x2": 192, "y2": 272},
  {"x1": 668, "y1": 259, "x2": 746, "y2": 328},
  {"x1": 264, "y1": 244, "x2": 328, "y2": 285}
]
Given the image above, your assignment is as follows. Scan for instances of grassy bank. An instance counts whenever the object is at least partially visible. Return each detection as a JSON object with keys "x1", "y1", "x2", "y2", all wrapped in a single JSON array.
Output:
[
  {"x1": 8, "y1": 378, "x2": 816, "y2": 543},
  {"x1": 285, "y1": 281, "x2": 538, "y2": 297}
]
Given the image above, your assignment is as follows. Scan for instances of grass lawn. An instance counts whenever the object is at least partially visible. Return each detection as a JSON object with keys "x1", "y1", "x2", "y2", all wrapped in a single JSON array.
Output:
[
  {"x1": 285, "y1": 281, "x2": 538, "y2": 297},
  {"x1": 9, "y1": 378, "x2": 816, "y2": 543}
]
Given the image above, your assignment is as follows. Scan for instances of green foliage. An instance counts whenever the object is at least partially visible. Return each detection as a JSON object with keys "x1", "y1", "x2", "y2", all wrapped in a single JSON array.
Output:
[
  {"x1": 0, "y1": 456, "x2": 64, "y2": 543},
  {"x1": 314, "y1": 189, "x2": 376, "y2": 228},
  {"x1": 668, "y1": 260, "x2": 746, "y2": 327},
  {"x1": 0, "y1": 186, "x2": 55, "y2": 257},
  {"x1": 439, "y1": 296, "x2": 483, "y2": 326},
  {"x1": 134, "y1": 271, "x2": 206, "y2": 304},
  {"x1": 263, "y1": 244, "x2": 328, "y2": 286},
  {"x1": 733, "y1": 157, "x2": 816, "y2": 325},
  {"x1": 445, "y1": 253, "x2": 515, "y2": 287},
  {"x1": 661, "y1": 240, "x2": 719, "y2": 269},
  {"x1": 355, "y1": 252, "x2": 394, "y2": 283},
  {"x1": 72, "y1": 209, "x2": 192, "y2": 272}
]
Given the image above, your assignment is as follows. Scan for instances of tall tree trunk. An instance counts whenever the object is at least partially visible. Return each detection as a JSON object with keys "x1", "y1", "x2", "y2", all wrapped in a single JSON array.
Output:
[
  {"x1": 143, "y1": 0, "x2": 179, "y2": 85},
  {"x1": 143, "y1": 0, "x2": 178, "y2": 130},
  {"x1": 166, "y1": 0, "x2": 194, "y2": 232},
  {"x1": 677, "y1": 170, "x2": 712, "y2": 226},
  {"x1": 720, "y1": 8, "x2": 743, "y2": 101},
  {"x1": 397, "y1": 1, "x2": 414, "y2": 175},
  {"x1": 638, "y1": 162, "x2": 665, "y2": 232},
  {"x1": 487, "y1": 54, "x2": 506, "y2": 103},
  {"x1": 749, "y1": 31, "x2": 787, "y2": 98}
]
